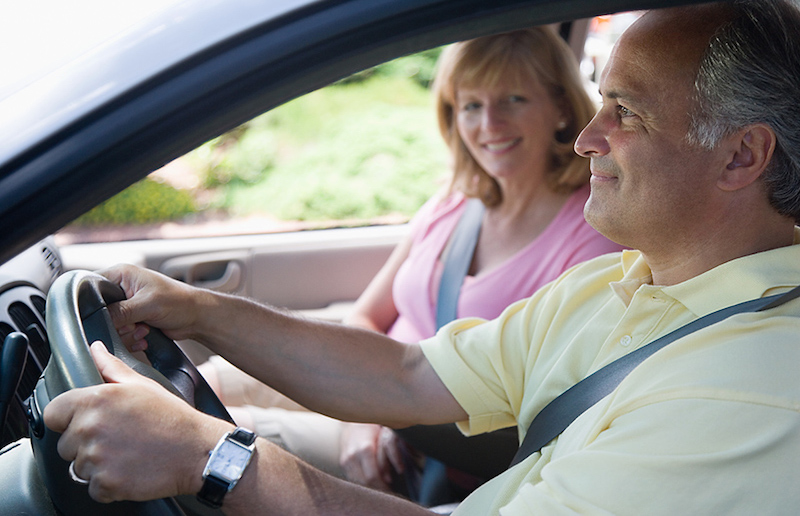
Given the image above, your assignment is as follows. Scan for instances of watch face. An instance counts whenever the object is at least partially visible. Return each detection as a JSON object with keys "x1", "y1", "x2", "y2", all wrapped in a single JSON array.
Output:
[{"x1": 212, "y1": 440, "x2": 252, "y2": 482}]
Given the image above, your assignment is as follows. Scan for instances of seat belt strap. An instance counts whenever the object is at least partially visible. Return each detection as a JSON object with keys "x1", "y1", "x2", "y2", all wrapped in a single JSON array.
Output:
[
  {"x1": 509, "y1": 284, "x2": 800, "y2": 468},
  {"x1": 436, "y1": 199, "x2": 484, "y2": 329},
  {"x1": 410, "y1": 198, "x2": 483, "y2": 506}
]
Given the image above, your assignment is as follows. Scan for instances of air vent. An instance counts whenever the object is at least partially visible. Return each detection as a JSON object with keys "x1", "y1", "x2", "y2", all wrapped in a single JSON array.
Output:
[
  {"x1": 0, "y1": 287, "x2": 52, "y2": 449},
  {"x1": 0, "y1": 322, "x2": 14, "y2": 341},
  {"x1": 8, "y1": 301, "x2": 49, "y2": 368},
  {"x1": 0, "y1": 322, "x2": 40, "y2": 410},
  {"x1": 30, "y1": 294, "x2": 46, "y2": 320},
  {"x1": 41, "y1": 244, "x2": 62, "y2": 283}
]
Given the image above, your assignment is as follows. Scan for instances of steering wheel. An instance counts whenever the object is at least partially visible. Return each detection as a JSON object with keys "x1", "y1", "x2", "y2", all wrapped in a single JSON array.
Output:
[{"x1": 29, "y1": 270, "x2": 233, "y2": 516}]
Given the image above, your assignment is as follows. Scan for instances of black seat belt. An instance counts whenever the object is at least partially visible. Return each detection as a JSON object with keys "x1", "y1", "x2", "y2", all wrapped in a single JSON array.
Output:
[{"x1": 509, "y1": 283, "x2": 800, "y2": 468}]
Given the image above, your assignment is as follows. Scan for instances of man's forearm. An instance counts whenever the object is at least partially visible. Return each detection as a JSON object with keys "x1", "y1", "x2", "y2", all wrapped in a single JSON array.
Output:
[
  {"x1": 222, "y1": 437, "x2": 433, "y2": 516},
  {"x1": 190, "y1": 290, "x2": 464, "y2": 427}
]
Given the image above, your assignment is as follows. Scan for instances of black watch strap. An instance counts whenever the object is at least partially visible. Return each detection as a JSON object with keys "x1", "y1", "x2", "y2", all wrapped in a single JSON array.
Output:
[
  {"x1": 197, "y1": 474, "x2": 229, "y2": 509},
  {"x1": 231, "y1": 427, "x2": 256, "y2": 446}
]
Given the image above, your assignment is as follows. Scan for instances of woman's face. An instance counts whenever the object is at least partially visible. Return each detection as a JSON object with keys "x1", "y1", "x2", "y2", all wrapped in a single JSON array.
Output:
[{"x1": 455, "y1": 69, "x2": 564, "y2": 185}]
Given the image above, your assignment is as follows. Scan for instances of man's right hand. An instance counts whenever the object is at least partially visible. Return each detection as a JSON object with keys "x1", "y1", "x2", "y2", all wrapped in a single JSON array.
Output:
[{"x1": 99, "y1": 264, "x2": 211, "y2": 352}]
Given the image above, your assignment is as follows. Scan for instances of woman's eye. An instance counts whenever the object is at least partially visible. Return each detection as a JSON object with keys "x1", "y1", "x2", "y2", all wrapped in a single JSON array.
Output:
[
  {"x1": 462, "y1": 102, "x2": 480, "y2": 111},
  {"x1": 508, "y1": 95, "x2": 526, "y2": 104}
]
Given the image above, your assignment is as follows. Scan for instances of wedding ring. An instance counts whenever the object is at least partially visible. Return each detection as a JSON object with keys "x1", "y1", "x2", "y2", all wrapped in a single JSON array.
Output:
[{"x1": 68, "y1": 460, "x2": 90, "y2": 485}]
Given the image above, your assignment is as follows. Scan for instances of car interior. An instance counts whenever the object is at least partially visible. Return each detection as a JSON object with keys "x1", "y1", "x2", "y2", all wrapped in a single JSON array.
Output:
[
  {"x1": 0, "y1": 1, "x2": 707, "y2": 514},
  {"x1": 0, "y1": 12, "x2": 604, "y2": 450}
]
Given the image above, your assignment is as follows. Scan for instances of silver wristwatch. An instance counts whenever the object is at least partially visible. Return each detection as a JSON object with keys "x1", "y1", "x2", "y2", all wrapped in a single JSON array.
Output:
[{"x1": 196, "y1": 427, "x2": 257, "y2": 508}]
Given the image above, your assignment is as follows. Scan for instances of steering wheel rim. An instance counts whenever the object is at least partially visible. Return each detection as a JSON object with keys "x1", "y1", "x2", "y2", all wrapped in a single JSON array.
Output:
[{"x1": 32, "y1": 270, "x2": 232, "y2": 516}]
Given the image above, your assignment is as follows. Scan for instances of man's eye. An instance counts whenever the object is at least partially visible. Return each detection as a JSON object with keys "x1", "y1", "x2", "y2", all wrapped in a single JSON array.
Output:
[{"x1": 618, "y1": 105, "x2": 635, "y2": 118}]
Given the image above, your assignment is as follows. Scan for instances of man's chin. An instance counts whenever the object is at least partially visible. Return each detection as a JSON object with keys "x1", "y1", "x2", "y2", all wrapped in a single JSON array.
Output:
[{"x1": 584, "y1": 200, "x2": 626, "y2": 245}]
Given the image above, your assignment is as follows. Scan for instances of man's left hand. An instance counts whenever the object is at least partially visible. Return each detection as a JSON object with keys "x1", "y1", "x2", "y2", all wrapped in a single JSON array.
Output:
[{"x1": 43, "y1": 341, "x2": 231, "y2": 503}]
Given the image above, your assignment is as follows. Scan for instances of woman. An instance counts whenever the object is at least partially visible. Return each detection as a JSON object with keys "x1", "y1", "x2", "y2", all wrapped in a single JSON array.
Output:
[
  {"x1": 337, "y1": 26, "x2": 622, "y2": 496},
  {"x1": 202, "y1": 26, "x2": 624, "y2": 502}
]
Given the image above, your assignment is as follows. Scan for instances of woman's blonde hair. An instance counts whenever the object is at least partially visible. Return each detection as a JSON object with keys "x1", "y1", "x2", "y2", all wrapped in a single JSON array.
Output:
[{"x1": 433, "y1": 27, "x2": 595, "y2": 206}]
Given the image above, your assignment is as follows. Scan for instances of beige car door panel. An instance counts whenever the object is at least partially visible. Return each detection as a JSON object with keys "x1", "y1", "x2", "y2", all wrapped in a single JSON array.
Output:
[{"x1": 59, "y1": 225, "x2": 407, "y2": 317}]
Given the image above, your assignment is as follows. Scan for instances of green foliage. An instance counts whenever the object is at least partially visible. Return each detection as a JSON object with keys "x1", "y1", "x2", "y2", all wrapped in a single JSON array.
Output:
[
  {"x1": 191, "y1": 124, "x2": 276, "y2": 188},
  {"x1": 338, "y1": 47, "x2": 443, "y2": 88},
  {"x1": 72, "y1": 178, "x2": 196, "y2": 226},
  {"x1": 212, "y1": 74, "x2": 448, "y2": 221},
  {"x1": 189, "y1": 70, "x2": 448, "y2": 223},
  {"x1": 74, "y1": 49, "x2": 449, "y2": 229}
]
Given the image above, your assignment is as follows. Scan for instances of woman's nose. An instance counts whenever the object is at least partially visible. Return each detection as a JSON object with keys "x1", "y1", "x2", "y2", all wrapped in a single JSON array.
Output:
[{"x1": 481, "y1": 105, "x2": 506, "y2": 131}]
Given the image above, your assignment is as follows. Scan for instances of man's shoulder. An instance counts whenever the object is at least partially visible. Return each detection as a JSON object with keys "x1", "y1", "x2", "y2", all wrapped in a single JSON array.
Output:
[{"x1": 615, "y1": 307, "x2": 800, "y2": 411}]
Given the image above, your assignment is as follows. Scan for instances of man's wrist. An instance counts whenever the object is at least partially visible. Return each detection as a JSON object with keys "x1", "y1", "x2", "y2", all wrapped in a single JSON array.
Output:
[
  {"x1": 182, "y1": 419, "x2": 235, "y2": 496},
  {"x1": 194, "y1": 288, "x2": 251, "y2": 348},
  {"x1": 196, "y1": 426, "x2": 257, "y2": 508}
]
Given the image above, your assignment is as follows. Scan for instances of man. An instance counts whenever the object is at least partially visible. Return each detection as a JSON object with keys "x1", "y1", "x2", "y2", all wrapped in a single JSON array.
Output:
[{"x1": 44, "y1": 1, "x2": 800, "y2": 514}]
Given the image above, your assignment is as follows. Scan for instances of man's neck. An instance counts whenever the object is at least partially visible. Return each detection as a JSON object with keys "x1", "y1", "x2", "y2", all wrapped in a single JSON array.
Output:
[{"x1": 645, "y1": 217, "x2": 795, "y2": 287}]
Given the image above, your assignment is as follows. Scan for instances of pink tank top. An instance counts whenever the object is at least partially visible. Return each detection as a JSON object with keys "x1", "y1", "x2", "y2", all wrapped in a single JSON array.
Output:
[{"x1": 387, "y1": 184, "x2": 624, "y2": 343}]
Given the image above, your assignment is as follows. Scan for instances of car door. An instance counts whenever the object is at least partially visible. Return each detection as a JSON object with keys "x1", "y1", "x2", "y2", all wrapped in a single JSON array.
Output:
[{"x1": 58, "y1": 223, "x2": 407, "y2": 322}]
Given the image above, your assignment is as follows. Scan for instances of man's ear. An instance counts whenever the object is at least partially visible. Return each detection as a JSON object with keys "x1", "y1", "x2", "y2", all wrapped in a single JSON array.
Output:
[{"x1": 718, "y1": 124, "x2": 776, "y2": 192}]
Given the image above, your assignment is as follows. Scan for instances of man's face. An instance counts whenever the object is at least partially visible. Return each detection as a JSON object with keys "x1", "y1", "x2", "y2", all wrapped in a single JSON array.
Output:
[{"x1": 575, "y1": 10, "x2": 731, "y2": 257}]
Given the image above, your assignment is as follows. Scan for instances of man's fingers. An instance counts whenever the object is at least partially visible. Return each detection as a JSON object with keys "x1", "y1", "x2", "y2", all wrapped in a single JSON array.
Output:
[
  {"x1": 109, "y1": 315, "x2": 150, "y2": 352},
  {"x1": 42, "y1": 389, "x2": 80, "y2": 435},
  {"x1": 96, "y1": 264, "x2": 138, "y2": 300},
  {"x1": 105, "y1": 300, "x2": 145, "y2": 339},
  {"x1": 90, "y1": 341, "x2": 146, "y2": 384},
  {"x1": 45, "y1": 342, "x2": 145, "y2": 433},
  {"x1": 97, "y1": 265, "x2": 156, "y2": 330},
  {"x1": 43, "y1": 389, "x2": 97, "y2": 464}
]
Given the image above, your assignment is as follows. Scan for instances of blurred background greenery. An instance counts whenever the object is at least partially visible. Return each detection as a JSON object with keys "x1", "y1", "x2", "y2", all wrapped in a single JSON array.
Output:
[{"x1": 70, "y1": 48, "x2": 448, "y2": 230}]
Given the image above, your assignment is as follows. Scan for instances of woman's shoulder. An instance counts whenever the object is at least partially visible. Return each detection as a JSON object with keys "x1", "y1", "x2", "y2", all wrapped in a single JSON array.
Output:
[
  {"x1": 425, "y1": 189, "x2": 469, "y2": 217},
  {"x1": 408, "y1": 189, "x2": 470, "y2": 236}
]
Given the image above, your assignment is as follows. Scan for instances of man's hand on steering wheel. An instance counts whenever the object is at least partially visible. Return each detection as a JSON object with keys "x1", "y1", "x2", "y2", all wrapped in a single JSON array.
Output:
[
  {"x1": 98, "y1": 264, "x2": 211, "y2": 352},
  {"x1": 43, "y1": 342, "x2": 233, "y2": 503}
]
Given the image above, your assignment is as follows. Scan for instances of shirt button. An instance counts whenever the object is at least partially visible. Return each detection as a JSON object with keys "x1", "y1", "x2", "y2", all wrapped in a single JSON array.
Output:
[{"x1": 619, "y1": 335, "x2": 632, "y2": 347}]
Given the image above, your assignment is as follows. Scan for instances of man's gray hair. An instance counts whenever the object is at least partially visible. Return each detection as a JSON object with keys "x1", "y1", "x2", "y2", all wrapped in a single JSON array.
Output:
[{"x1": 688, "y1": 0, "x2": 800, "y2": 221}]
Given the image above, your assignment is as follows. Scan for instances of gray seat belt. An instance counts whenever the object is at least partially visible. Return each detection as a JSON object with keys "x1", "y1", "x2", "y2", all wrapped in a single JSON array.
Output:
[
  {"x1": 411, "y1": 198, "x2": 485, "y2": 507},
  {"x1": 509, "y1": 283, "x2": 800, "y2": 467},
  {"x1": 436, "y1": 198, "x2": 485, "y2": 328}
]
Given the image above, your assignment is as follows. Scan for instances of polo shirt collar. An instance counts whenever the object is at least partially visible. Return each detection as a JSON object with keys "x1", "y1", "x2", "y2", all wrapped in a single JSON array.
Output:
[
  {"x1": 610, "y1": 250, "x2": 653, "y2": 306},
  {"x1": 610, "y1": 228, "x2": 800, "y2": 316}
]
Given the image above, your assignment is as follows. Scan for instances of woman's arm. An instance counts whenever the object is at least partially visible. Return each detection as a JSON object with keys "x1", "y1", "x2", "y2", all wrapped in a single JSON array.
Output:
[{"x1": 343, "y1": 229, "x2": 415, "y2": 333}]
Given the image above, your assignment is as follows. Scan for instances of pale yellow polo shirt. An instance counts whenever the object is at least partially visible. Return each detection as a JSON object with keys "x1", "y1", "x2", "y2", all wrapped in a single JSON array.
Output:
[{"x1": 421, "y1": 231, "x2": 800, "y2": 515}]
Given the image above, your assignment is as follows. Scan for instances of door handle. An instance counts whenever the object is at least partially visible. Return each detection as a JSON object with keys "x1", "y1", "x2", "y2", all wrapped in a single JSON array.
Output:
[
  {"x1": 187, "y1": 260, "x2": 243, "y2": 292},
  {"x1": 161, "y1": 257, "x2": 244, "y2": 293}
]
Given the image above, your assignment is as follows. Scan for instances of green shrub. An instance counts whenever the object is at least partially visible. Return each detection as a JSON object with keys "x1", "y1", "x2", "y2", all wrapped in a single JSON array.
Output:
[
  {"x1": 72, "y1": 50, "x2": 449, "y2": 229},
  {"x1": 191, "y1": 124, "x2": 276, "y2": 189},
  {"x1": 215, "y1": 74, "x2": 448, "y2": 221},
  {"x1": 338, "y1": 47, "x2": 443, "y2": 88},
  {"x1": 72, "y1": 178, "x2": 196, "y2": 226}
]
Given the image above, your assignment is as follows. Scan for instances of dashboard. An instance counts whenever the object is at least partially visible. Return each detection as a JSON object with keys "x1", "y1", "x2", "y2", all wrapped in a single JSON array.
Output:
[{"x1": 0, "y1": 239, "x2": 62, "y2": 449}]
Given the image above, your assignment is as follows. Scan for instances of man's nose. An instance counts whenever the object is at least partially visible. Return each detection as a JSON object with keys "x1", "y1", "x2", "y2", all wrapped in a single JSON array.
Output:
[{"x1": 574, "y1": 112, "x2": 610, "y2": 157}]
